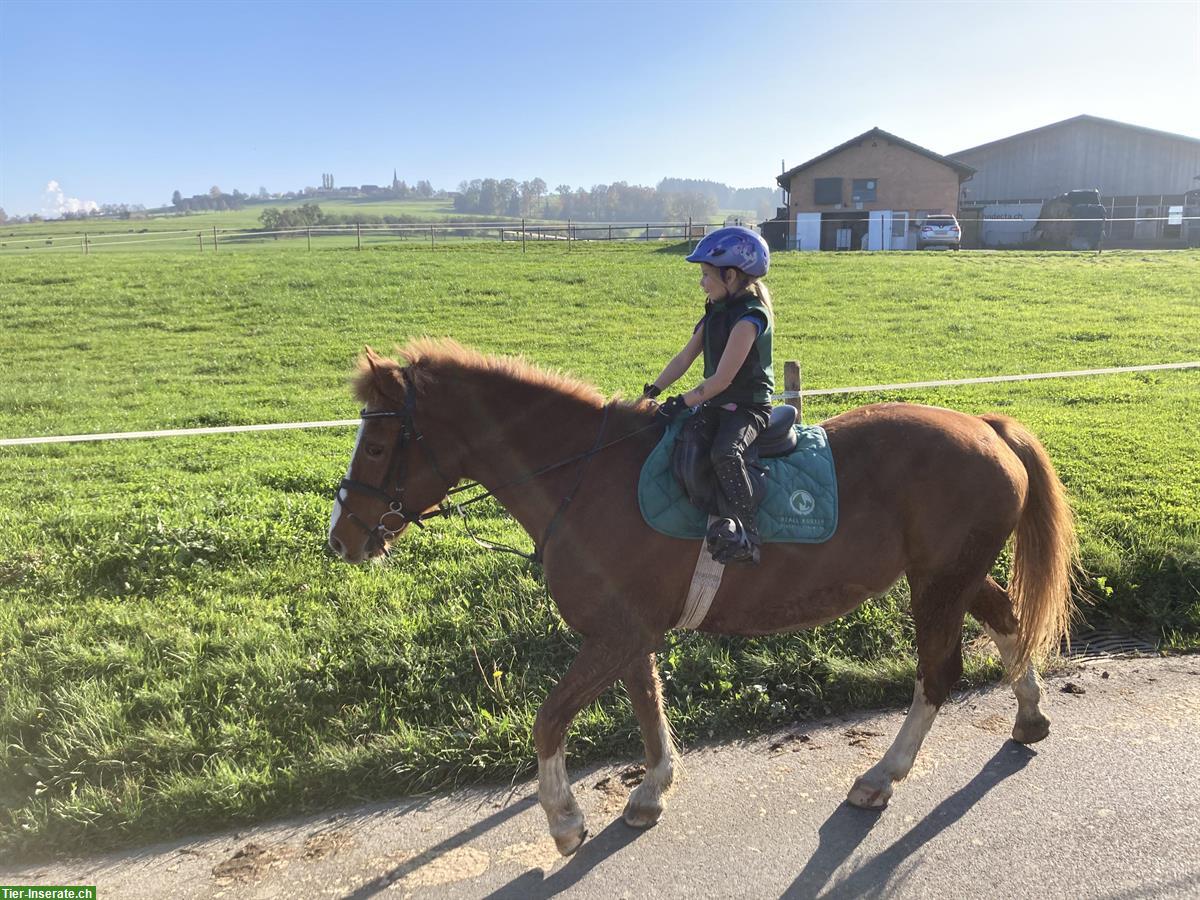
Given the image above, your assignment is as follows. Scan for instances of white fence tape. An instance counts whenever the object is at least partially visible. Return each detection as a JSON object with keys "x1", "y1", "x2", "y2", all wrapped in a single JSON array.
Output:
[
  {"x1": 774, "y1": 360, "x2": 1200, "y2": 399},
  {"x1": 2, "y1": 361, "x2": 1197, "y2": 448}
]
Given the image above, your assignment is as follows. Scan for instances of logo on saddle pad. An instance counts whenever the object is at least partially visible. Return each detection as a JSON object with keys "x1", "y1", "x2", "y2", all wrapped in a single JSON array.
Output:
[{"x1": 789, "y1": 490, "x2": 816, "y2": 516}]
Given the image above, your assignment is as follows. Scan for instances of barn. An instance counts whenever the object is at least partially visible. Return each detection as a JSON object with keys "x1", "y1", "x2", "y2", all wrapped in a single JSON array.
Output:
[
  {"x1": 952, "y1": 115, "x2": 1200, "y2": 248},
  {"x1": 774, "y1": 127, "x2": 974, "y2": 251}
]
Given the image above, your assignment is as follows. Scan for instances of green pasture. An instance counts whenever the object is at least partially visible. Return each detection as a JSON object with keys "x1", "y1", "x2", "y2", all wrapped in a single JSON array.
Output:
[
  {"x1": 1, "y1": 198, "x2": 730, "y2": 255},
  {"x1": 1, "y1": 245, "x2": 1197, "y2": 856},
  {"x1": 0, "y1": 199, "x2": 481, "y2": 248}
]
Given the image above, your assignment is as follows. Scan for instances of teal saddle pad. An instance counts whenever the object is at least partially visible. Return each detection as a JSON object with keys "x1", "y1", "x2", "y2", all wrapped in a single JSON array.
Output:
[{"x1": 637, "y1": 420, "x2": 838, "y2": 543}]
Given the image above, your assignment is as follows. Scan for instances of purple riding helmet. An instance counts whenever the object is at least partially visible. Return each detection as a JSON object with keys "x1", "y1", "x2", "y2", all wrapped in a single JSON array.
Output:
[{"x1": 685, "y1": 226, "x2": 770, "y2": 278}]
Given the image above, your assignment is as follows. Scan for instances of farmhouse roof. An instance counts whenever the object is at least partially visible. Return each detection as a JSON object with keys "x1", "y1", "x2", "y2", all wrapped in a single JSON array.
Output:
[
  {"x1": 776, "y1": 127, "x2": 975, "y2": 188},
  {"x1": 951, "y1": 114, "x2": 1200, "y2": 157}
]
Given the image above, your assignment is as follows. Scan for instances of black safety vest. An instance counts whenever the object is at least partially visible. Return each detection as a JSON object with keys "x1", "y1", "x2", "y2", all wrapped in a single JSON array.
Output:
[{"x1": 699, "y1": 292, "x2": 774, "y2": 406}]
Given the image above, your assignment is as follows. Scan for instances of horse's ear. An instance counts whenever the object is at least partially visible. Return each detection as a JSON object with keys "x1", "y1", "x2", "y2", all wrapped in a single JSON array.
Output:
[
  {"x1": 360, "y1": 346, "x2": 405, "y2": 403},
  {"x1": 363, "y1": 346, "x2": 384, "y2": 378}
]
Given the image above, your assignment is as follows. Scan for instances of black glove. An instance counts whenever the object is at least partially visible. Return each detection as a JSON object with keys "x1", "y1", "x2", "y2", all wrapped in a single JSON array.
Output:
[
  {"x1": 657, "y1": 395, "x2": 688, "y2": 421},
  {"x1": 642, "y1": 383, "x2": 662, "y2": 399}
]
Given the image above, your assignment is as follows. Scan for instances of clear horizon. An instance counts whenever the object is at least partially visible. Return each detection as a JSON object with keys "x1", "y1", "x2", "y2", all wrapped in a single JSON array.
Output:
[{"x1": 1, "y1": 0, "x2": 1197, "y2": 218}]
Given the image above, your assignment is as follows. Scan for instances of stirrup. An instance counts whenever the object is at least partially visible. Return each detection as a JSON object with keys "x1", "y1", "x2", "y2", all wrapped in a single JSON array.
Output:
[{"x1": 706, "y1": 518, "x2": 761, "y2": 566}]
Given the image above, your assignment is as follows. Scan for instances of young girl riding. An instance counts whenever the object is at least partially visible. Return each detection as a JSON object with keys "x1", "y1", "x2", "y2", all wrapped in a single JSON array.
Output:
[{"x1": 643, "y1": 226, "x2": 774, "y2": 565}]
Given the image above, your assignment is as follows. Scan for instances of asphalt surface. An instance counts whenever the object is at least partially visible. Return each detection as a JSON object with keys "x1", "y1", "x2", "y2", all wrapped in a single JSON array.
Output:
[{"x1": 4, "y1": 655, "x2": 1198, "y2": 899}]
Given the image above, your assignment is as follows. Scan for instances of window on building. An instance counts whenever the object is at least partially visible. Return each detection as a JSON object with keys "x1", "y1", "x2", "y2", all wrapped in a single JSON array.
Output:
[
  {"x1": 852, "y1": 179, "x2": 877, "y2": 203},
  {"x1": 814, "y1": 178, "x2": 842, "y2": 205}
]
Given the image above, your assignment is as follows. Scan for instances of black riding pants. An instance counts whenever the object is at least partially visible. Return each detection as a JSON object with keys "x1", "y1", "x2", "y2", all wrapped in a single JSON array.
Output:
[{"x1": 689, "y1": 403, "x2": 770, "y2": 527}]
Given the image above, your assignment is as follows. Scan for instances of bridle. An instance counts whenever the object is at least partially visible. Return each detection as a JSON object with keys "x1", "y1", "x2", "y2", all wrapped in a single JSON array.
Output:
[
  {"x1": 334, "y1": 368, "x2": 455, "y2": 556},
  {"x1": 334, "y1": 368, "x2": 661, "y2": 563}
]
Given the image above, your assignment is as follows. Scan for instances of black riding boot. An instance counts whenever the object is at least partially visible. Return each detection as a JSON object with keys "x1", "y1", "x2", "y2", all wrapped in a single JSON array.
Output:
[{"x1": 707, "y1": 457, "x2": 762, "y2": 565}]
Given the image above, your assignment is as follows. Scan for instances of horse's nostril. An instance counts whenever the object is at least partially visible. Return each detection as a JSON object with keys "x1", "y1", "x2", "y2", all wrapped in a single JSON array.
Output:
[{"x1": 329, "y1": 535, "x2": 344, "y2": 556}]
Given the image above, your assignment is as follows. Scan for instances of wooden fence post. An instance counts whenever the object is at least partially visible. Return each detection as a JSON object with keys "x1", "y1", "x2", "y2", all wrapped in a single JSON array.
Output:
[
  {"x1": 356, "y1": 223, "x2": 362, "y2": 251},
  {"x1": 213, "y1": 226, "x2": 218, "y2": 252},
  {"x1": 784, "y1": 360, "x2": 802, "y2": 422},
  {"x1": 568, "y1": 219, "x2": 572, "y2": 251},
  {"x1": 307, "y1": 228, "x2": 311, "y2": 251},
  {"x1": 198, "y1": 232, "x2": 204, "y2": 252},
  {"x1": 83, "y1": 233, "x2": 89, "y2": 255},
  {"x1": 521, "y1": 218, "x2": 526, "y2": 254}
]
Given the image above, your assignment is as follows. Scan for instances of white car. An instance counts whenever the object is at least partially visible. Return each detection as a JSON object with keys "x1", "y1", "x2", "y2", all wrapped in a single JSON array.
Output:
[{"x1": 918, "y1": 215, "x2": 961, "y2": 250}]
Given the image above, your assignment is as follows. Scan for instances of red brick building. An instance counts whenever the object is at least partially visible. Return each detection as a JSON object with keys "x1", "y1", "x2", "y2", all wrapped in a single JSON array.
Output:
[{"x1": 776, "y1": 127, "x2": 974, "y2": 251}]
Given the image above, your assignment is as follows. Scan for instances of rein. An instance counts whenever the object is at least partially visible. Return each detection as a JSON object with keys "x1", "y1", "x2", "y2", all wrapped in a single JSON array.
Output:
[{"x1": 336, "y1": 371, "x2": 659, "y2": 563}]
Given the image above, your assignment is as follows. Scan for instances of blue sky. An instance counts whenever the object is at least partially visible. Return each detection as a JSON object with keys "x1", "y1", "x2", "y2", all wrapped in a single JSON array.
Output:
[{"x1": 1, "y1": 0, "x2": 1197, "y2": 216}]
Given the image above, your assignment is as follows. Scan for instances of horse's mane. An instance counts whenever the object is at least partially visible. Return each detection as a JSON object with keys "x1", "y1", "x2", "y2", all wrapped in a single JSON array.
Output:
[{"x1": 353, "y1": 338, "x2": 644, "y2": 415}]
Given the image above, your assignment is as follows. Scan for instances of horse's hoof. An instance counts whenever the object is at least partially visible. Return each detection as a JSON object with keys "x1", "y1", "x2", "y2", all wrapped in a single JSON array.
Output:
[
  {"x1": 622, "y1": 798, "x2": 664, "y2": 829},
  {"x1": 553, "y1": 825, "x2": 588, "y2": 856},
  {"x1": 550, "y1": 806, "x2": 587, "y2": 856},
  {"x1": 847, "y1": 775, "x2": 893, "y2": 809},
  {"x1": 1012, "y1": 715, "x2": 1051, "y2": 744}
]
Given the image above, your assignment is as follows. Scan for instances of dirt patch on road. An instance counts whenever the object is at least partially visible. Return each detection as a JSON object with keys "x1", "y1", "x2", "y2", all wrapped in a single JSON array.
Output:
[
  {"x1": 972, "y1": 713, "x2": 1012, "y2": 735},
  {"x1": 378, "y1": 846, "x2": 491, "y2": 887},
  {"x1": 302, "y1": 829, "x2": 352, "y2": 860},
  {"x1": 212, "y1": 842, "x2": 294, "y2": 883}
]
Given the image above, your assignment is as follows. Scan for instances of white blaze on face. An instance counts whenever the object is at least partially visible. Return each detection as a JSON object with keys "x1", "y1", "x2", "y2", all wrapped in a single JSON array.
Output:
[{"x1": 329, "y1": 422, "x2": 364, "y2": 542}]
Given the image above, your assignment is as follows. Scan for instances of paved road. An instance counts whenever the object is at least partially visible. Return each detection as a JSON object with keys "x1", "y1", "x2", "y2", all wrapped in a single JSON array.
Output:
[{"x1": 5, "y1": 655, "x2": 1198, "y2": 899}]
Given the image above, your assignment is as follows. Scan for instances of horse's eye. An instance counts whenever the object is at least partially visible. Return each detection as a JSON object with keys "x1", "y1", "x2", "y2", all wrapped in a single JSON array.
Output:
[{"x1": 365, "y1": 444, "x2": 385, "y2": 459}]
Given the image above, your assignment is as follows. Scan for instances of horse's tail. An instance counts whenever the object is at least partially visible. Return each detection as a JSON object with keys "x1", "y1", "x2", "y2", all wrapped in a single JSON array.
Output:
[{"x1": 982, "y1": 414, "x2": 1079, "y2": 672}]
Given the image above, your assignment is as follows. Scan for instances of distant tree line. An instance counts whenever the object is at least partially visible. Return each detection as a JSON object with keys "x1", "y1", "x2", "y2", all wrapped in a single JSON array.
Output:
[
  {"x1": 59, "y1": 203, "x2": 148, "y2": 220},
  {"x1": 1, "y1": 204, "x2": 146, "y2": 224},
  {"x1": 257, "y1": 204, "x2": 499, "y2": 231},
  {"x1": 658, "y1": 178, "x2": 781, "y2": 220},
  {"x1": 171, "y1": 186, "x2": 249, "y2": 212},
  {"x1": 258, "y1": 205, "x2": 324, "y2": 230},
  {"x1": 452, "y1": 178, "x2": 719, "y2": 221}
]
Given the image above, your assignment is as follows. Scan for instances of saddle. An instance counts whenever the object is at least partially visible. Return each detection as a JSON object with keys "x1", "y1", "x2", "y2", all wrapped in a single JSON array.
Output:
[{"x1": 671, "y1": 405, "x2": 798, "y2": 517}]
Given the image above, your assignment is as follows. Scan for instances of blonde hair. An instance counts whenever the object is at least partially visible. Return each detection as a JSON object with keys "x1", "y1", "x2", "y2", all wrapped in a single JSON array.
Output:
[{"x1": 725, "y1": 269, "x2": 774, "y2": 318}]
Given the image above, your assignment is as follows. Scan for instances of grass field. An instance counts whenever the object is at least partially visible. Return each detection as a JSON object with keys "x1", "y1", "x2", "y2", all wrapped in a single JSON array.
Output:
[
  {"x1": 0, "y1": 199, "x2": 505, "y2": 254},
  {"x1": 1, "y1": 244, "x2": 1197, "y2": 857},
  {"x1": 1, "y1": 199, "x2": 735, "y2": 256}
]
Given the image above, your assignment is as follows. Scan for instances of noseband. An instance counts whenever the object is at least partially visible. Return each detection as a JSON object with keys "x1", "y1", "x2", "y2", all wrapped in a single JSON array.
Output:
[{"x1": 334, "y1": 369, "x2": 453, "y2": 554}]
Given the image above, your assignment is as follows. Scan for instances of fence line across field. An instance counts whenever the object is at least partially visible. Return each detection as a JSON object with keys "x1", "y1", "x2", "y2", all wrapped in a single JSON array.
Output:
[
  {"x1": 3, "y1": 360, "x2": 1196, "y2": 448},
  {"x1": 4, "y1": 213, "x2": 1199, "y2": 254},
  {"x1": 1, "y1": 219, "x2": 729, "y2": 253}
]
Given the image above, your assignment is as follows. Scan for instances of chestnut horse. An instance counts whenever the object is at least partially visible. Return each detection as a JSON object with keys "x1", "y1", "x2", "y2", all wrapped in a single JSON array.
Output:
[{"x1": 328, "y1": 339, "x2": 1076, "y2": 856}]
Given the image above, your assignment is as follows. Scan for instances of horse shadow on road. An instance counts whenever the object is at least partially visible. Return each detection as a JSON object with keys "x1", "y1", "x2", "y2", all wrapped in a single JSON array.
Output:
[
  {"x1": 337, "y1": 742, "x2": 1034, "y2": 899},
  {"x1": 340, "y1": 794, "x2": 540, "y2": 899},
  {"x1": 782, "y1": 741, "x2": 1036, "y2": 899},
  {"x1": 483, "y1": 817, "x2": 645, "y2": 899}
]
